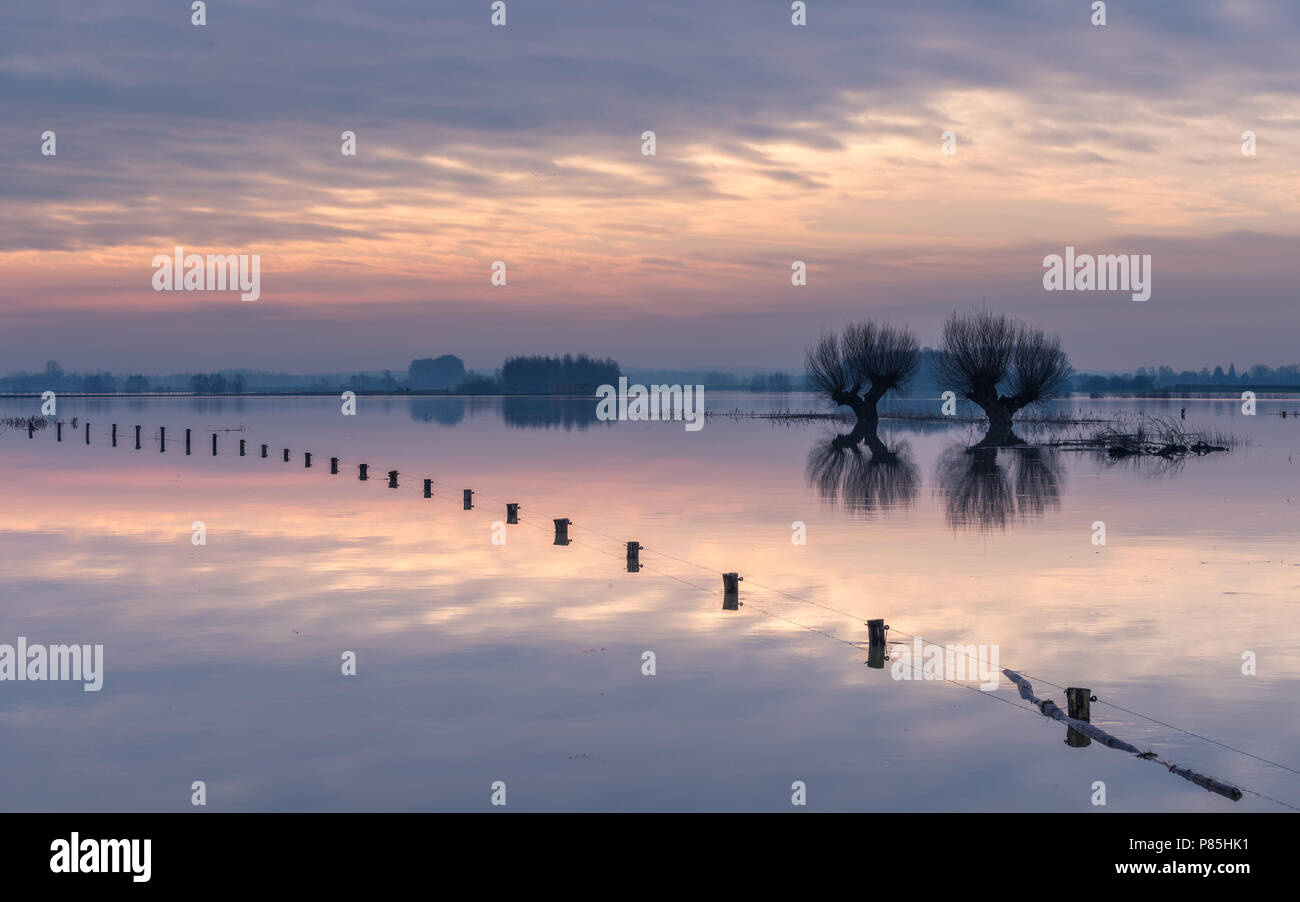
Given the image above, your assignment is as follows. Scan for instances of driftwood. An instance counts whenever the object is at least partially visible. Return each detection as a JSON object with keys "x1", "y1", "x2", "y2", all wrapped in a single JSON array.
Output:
[{"x1": 1003, "y1": 669, "x2": 1242, "y2": 802}]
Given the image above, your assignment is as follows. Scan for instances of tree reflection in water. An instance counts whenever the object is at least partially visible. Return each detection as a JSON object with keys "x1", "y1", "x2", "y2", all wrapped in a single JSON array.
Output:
[
  {"x1": 934, "y1": 436, "x2": 1065, "y2": 532},
  {"x1": 806, "y1": 420, "x2": 919, "y2": 515}
]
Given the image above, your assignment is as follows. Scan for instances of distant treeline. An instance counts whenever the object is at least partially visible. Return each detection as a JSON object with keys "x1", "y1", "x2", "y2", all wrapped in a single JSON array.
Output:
[
  {"x1": 499, "y1": 354, "x2": 620, "y2": 393},
  {"x1": 1071, "y1": 362, "x2": 1300, "y2": 392},
  {"x1": 0, "y1": 355, "x2": 621, "y2": 395},
  {"x1": 6, "y1": 356, "x2": 1295, "y2": 396},
  {"x1": 407, "y1": 353, "x2": 621, "y2": 394}
]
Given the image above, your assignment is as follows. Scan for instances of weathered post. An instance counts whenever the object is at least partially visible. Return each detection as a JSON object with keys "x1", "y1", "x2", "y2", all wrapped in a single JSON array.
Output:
[
  {"x1": 553, "y1": 518, "x2": 571, "y2": 545},
  {"x1": 111, "y1": 424, "x2": 117, "y2": 447},
  {"x1": 330, "y1": 457, "x2": 339, "y2": 474},
  {"x1": 866, "y1": 619, "x2": 889, "y2": 669},
  {"x1": 239, "y1": 439, "x2": 246, "y2": 456},
  {"x1": 135, "y1": 425, "x2": 142, "y2": 449},
  {"x1": 212, "y1": 433, "x2": 218, "y2": 455},
  {"x1": 1065, "y1": 687, "x2": 1093, "y2": 748},
  {"x1": 867, "y1": 619, "x2": 888, "y2": 646},
  {"x1": 722, "y1": 573, "x2": 742, "y2": 610},
  {"x1": 260, "y1": 443, "x2": 268, "y2": 458},
  {"x1": 359, "y1": 463, "x2": 369, "y2": 481},
  {"x1": 283, "y1": 448, "x2": 290, "y2": 462},
  {"x1": 388, "y1": 470, "x2": 399, "y2": 488},
  {"x1": 57, "y1": 422, "x2": 62, "y2": 441},
  {"x1": 160, "y1": 426, "x2": 166, "y2": 451},
  {"x1": 423, "y1": 479, "x2": 432, "y2": 498},
  {"x1": 185, "y1": 428, "x2": 191, "y2": 455},
  {"x1": 506, "y1": 503, "x2": 519, "y2": 524},
  {"x1": 304, "y1": 452, "x2": 312, "y2": 468},
  {"x1": 463, "y1": 489, "x2": 473, "y2": 510},
  {"x1": 85, "y1": 422, "x2": 90, "y2": 444},
  {"x1": 626, "y1": 541, "x2": 642, "y2": 573},
  {"x1": 28, "y1": 419, "x2": 34, "y2": 439}
]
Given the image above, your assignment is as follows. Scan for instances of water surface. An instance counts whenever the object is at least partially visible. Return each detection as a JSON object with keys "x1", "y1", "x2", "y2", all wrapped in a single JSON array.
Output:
[{"x1": 1, "y1": 394, "x2": 1296, "y2": 811}]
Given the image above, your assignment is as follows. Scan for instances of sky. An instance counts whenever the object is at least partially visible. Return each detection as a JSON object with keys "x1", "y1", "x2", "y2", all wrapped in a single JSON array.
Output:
[{"x1": 2, "y1": 0, "x2": 1298, "y2": 374}]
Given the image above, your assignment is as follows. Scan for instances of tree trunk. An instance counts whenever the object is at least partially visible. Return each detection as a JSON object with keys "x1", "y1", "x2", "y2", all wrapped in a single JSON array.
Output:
[
  {"x1": 831, "y1": 390, "x2": 870, "y2": 421},
  {"x1": 972, "y1": 400, "x2": 1025, "y2": 447},
  {"x1": 832, "y1": 385, "x2": 885, "y2": 422}
]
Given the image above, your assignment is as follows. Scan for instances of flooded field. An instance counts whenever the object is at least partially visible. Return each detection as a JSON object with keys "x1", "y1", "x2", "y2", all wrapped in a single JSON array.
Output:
[{"x1": 0, "y1": 393, "x2": 1297, "y2": 812}]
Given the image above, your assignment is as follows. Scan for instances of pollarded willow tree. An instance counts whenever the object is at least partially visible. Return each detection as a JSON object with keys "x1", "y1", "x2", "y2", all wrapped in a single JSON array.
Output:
[
  {"x1": 805, "y1": 321, "x2": 920, "y2": 422},
  {"x1": 933, "y1": 311, "x2": 1072, "y2": 446}
]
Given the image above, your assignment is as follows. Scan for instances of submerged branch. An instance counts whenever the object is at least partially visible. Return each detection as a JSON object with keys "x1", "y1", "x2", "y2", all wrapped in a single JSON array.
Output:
[
  {"x1": 1003, "y1": 669, "x2": 1243, "y2": 802},
  {"x1": 706, "y1": 407, "x2": 1107, "y2": 427},
  {"x1": 1047, "y1": 414, "x2": 1238, "y2": 459}
]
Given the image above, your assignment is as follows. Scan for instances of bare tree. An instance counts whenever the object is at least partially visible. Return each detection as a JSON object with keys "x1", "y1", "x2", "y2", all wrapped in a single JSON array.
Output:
[
  {"x1": 805, "y1": 321, "x2": 919, "y2": 421},
  {"x1": 933, "y1": 311, "x2": 1072, "y2": 446}
]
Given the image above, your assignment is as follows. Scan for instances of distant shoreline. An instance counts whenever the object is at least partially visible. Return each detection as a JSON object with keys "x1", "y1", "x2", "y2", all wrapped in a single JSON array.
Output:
[{"x1": 2, "y1": 388, "x2": 1298, "y2": 400}]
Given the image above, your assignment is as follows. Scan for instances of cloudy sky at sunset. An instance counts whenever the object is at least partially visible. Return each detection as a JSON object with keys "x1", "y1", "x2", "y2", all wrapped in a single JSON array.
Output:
[{"x1": 2, "y1": 0, "x2": 1297, "y2": 373}]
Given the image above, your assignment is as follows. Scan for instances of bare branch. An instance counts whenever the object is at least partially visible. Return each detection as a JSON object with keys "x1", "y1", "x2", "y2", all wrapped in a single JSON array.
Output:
[
  {"x1": 846, "y1": 321, "x2": 920, "y2": 395},
  {"x1": 806, "y1": 320, "x2": 920, "y2": 419},
  {"x1": 1007, "y1": 324, "x2": 1072, "y2": 409}
]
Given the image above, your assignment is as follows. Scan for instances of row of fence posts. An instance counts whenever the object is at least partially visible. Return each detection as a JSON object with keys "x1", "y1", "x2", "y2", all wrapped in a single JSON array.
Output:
[
  {"x1": 2, "y1": 420, "x2": 1244, "y2": 763},
  {"x1": 12, "y1": 413, "x2": 1151, "y2": 717},
  {"x1": 37, "y1": 418, "x2": 796, "y2": 618},
  {"x1": 27, "y1": 417, "x2": 1171, "y2": 769}
]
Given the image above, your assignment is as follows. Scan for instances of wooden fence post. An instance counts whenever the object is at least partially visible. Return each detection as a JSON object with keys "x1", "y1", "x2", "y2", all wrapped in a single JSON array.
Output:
[
  {"x1": 463, "y1": 489, "x2": 473, "y2": 510},
  {"x1": 553, "y1": 518, "x2": 571, "y2": 545},
  {"x1": 506, "y1": 503, "x2": 519, "y2": 524},
  {"x1": 866, "y1": 619, "x2": 889, "y2": 669},
  {"x1": 722, "y1": 573, "x2": 742, "y2": 610},
  {"x1": 424, "y1": 479, "x2": 432, "y2": 498},
  {"x1": 626, "y1": 541, "x2": 642, "y2": 572},
  {"x1": 1065, "y1": 687, "x2": 1093, "y2": 748}
]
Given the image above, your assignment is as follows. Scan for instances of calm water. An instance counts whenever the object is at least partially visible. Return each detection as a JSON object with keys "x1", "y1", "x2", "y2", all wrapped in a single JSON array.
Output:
[{"x1": 1, "y1": 393, "x2": 1297, "y2": 812}]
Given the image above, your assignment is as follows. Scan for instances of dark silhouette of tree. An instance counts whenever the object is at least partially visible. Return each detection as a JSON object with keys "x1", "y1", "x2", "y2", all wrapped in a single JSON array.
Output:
[
  {"x1": 933, "y1": 311, "x2": 1071, "y2": 446},
  {"x1": 805, "y1": 321, "x2": 919, "y2": 422},
  {"x1": 499, "y1": 354, "x2": 620, "y2": 394},
  {"x1": 748, "y1": 371, "x2": 795, "y2": 392},
  {"x1": 81, "y1": 372, "x2": 116, "y2": 392},
  {"x1": 189, "y1": 372, "x2": 228, "y2": 394},
  {"x1": 455, "y1": 372, "x2": 500, "y2": 394},
  {"x1": 124, "y1": 374, "x2": 150, "y2": 393},
  {"x1": 408, "y1": 355, "x2": 465, "y2": 390}
]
